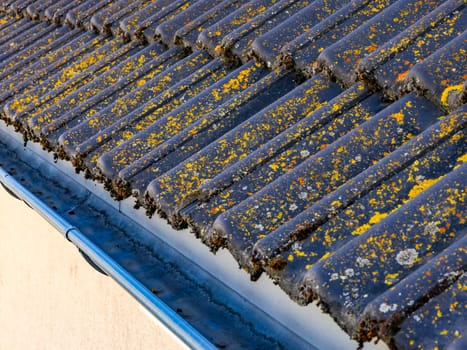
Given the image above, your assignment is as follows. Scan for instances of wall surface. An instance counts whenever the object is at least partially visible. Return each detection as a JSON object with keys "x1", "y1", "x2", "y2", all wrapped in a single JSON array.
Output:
[{"x1": 0, "y1": 187, "x2": 185, "y2": 350}]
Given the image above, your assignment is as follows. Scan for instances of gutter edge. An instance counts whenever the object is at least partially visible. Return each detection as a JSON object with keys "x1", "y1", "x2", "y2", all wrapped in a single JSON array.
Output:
[{"x1": 0, "y1": 166, "x2": 216, "y2": 350}]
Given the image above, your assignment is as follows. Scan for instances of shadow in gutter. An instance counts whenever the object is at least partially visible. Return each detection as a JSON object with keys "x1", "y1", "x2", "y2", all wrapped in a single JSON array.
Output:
[{"x1": 78, "y1": 248, "x2": 108, "y2": 276}]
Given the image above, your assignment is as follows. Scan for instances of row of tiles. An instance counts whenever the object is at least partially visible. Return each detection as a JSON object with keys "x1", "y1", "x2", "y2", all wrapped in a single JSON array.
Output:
[
  {"x1": 0, "y1": 2, "x2": 466, "y2": 348},
  {"x1": 0, "y1": 0, "x2": 465, "y2": 109}
]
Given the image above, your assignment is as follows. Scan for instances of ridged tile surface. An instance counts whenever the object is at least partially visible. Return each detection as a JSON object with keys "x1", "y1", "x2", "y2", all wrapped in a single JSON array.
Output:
[{"x1": 0, "y1": 1, "x2": 465, "y2": 348}]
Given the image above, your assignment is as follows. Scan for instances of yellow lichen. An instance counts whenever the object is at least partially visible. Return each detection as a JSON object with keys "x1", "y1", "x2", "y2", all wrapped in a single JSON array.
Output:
[
  {"x1": 440, "y1": 84, "x2": 463, "y2": 107},
  {"x1": 369, "y1": 212, "x2": 389, "y2": 225},
  {"x1": 352, "y1": 223, "x2": 371, "y2": 235},
  {"x1": 391, "y1": 112, "x2": 404, "y2": 124},
  {"x1": 408, "y1": 176, "x2": 444, "y2": 199}
]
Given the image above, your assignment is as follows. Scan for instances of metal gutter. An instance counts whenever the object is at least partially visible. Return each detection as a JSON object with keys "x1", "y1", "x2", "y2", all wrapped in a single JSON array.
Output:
[{"x1": 0, "y1": 167, "x2": 216, "y2": 350}]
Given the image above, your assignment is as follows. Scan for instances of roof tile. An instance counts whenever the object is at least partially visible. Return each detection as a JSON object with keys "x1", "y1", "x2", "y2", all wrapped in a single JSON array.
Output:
[
  {"x1": 394, "y1": 272, "x2": 467, "y2": 349},
  {"x1": 0, "y1": 2, "x2": 465, "y2": 347},
  {"x1": 304, "y1": 162, "x2": 466, "y2": 339},
  {"x1": 357, "y1": 0, "x2": 466, "y2": 99},
  {"x1": 407, "y1": 30, "x2": 467, "y2": 111},
  {"x1": 318, "y1": 0, "x2": 445, "y2": 86}
]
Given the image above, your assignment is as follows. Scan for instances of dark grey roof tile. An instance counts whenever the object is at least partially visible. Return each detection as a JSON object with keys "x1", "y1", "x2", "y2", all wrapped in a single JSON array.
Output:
[
  {"x1": 147, "y1": 73, "x2": 342, "y2": 226},
  {"x1": 142, "y1": 0, "x2": 204, "y2": 44},
  {"x1": 357, "y1": 0, "x2": 466, "y2": 99},
  {"x1": 394, "y1": 272, "x2": 467, "y2": 349},
  {"x1": 0, "y1": 24, "x2": 71, "y2": 82},
  {"x1": 154, "y1": 0, "x2": 225, "y2": 47},
  {"x1": 0, "y1": 3, "x2": 465, "y2": 348},
  {"x1": 209, "y1": 93, "x2": 441, "y2": 273},
  {"x1": 252, "y1": 0, "x2": 357, "y2": 68},
  {"x1": 118, "y1": 0, "x2": 173, "y2": 41},
  {"x1": 90, "y1": 1, "x2": 168, "y2": 37},
  {"x1": 318, "y1": 0, "x2": 445, "y2": 87},
  {"x1": 38, "y1": 46, "x2": 181, "y2": 147},
  {"x1": 407, "y1": 30, "x2": 467, "y2": 112},
  {"x1": 44, "y1": 0, "x2": 91, "y2": 25},
  {"x1": 96, "y1": 60, "x2": 266, "y2": 179},
  {"x1": 0, "y1": 18, "x2": 35, "y2": 47},
  {"x1": 59, "y1": 50, "x2": 214, "y2": 161},
  {"x1": 8, "y1": 0, "x2": 36, "y2": 16},
  {"x1": 5, "y1": 37, "x2": 130, "y2": 125},
  {"x1": 197, "y1": 0, "x2": 281, "y2": 57},
  {"x1": 0, "y1": 1, "x2": 13, "y2": 12},
  {"x1": 362, "y1": 233, "x2": 467, "y2": 343},
  {"x1": 0, "y1": 30, "x2": 96, "y2": 107},
  {"x1": 278, "y1": 0, "x2": 397, "y2": 75},
  {"x1": 28, "y1": 42, "x2": 167, "y2": 146},
  {"x1": 117, "y1": 67, "x2": 298, "y2": 200},
  {"x1": 182, "y1": 88, "x2": 386, "y2": 244},
  {"x1": 75, "y1": 58, "x2": 230, "y2": 176},
  {"x1": 220, "y1": 0, "x2": 313, "y2": 63},
  {"x1": 26, "y1": 0, "x2": 60, "y2": 21},
  {"x1": 303, "y1": 162, "x2": 466, "y2": 339},
  {"x1": 119, "y1": 0, "x2": 197, "y2": 43},
  {"x1": 0, "y1": 21, "x2": 53, "y2": 64},
  {"x1": 64, "y1": 0, "x2": 117, "y2": 29},
  {"x1": 174, "y1": 0, "x2": 250, "y2": 49},
  {"x1": 257, "y1": 106, "x2": 466, "y2": 303}
]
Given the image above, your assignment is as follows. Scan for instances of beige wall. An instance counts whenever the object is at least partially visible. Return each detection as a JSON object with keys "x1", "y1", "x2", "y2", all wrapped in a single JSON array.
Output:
[{"x1": 0, "y1": 187, "x2": 184, "y2": 350}]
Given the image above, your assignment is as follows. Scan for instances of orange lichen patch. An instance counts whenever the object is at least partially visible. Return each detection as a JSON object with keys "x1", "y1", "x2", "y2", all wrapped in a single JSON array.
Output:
[
  {"x1": 440, "y1": 84, "x2": 463, "y2": 107},
  {"x1": 365, "y1": 43, "x2": 379, "y2": 53},
  {"x1": 396, "y1": 70, "x2": 409, "y2": 82}
]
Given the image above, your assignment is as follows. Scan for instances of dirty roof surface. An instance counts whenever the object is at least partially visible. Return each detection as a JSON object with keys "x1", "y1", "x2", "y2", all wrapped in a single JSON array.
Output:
[{"x1": 0, "y1": 0, "x2": 465, "y2": 348}]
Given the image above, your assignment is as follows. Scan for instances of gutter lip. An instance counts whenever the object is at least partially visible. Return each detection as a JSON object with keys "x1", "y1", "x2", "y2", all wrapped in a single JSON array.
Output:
[{"x1": 0, "y1": 166, "x2": 216, "y2": 350}]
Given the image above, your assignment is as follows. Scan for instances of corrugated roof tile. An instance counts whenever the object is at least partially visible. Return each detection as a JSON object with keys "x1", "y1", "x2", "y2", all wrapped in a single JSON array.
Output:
[
  {"x1": 278, "y1": 0, "x2": 398, "y2": 75},
  {"x1": 257, "y1": 106, "x2": 466, "y2": 300},
  {"x1": 148, "y1": 73, "x2": 342, "y2": 225},
  {"x1": 407, "y1": 29, "x2": 467, "y2": 111},
  {"x1": 210, "y1": 93, "x2": 442, "y2": 273},
  {"x1": 304, "y1": 161, "x2": 466, "y2": 339},
  {"x1": 252, "y1": 0, "x2": 357, "y2": 67},
  {"x1": 393, "y1": 272, "x2": 466, "y2": 349},
  {"x1": 117, "y1": 67, "x2": 297, "y2": 199},
  {"x1": 357, "y1": 0, "x2": 466, "y2": 99},
  {"x1": 197, "y1": 0, "x2": 282, "y2": 57},
  {"x1": 61, "y1": 50, "x2": 215, "y2": 163},
  {"x1": 0, "y1": 2, "x2": 465, "y2": 348},
  {"x1": 174, "y1": 0, "x2": 250, "y2": 49},
  {"x1": 220, "y1": 0, "x2": 313, "y2": 63},
  {"x1": 318, "y1": 0, "x2": 445, "y2": 86}
]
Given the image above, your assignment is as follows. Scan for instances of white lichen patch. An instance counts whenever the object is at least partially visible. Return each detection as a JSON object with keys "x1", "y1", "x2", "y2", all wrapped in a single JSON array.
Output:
[
  {"x1": 344, "y1": 268, "x2": 355, "y2": 277},
  {"x1": 254, "y1": 224, "x2": 264, "y2": 231},
  {"x1": 289, "y1": 203, "x2": 298, "y2": 211},
  {"x1": 396, "y1": 248, "x2": 418, "y2": 266},
  {"x1": 423, "y1": 221, "x2": 439, "y2": 236},
  {"x1": 300, "y1": 150, "x2": 310, "y2": 158},
  {"x1": 379, "y1": 302, "x2": 398, "y2": 313},
  {"x1": 356, "y1": 257, "x2": 371, "y2": 268},
  {"x1": 298, "y1": 192, "x2": 308, "y2": 200}
]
